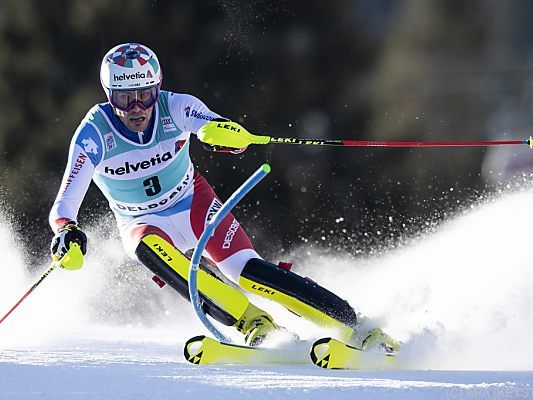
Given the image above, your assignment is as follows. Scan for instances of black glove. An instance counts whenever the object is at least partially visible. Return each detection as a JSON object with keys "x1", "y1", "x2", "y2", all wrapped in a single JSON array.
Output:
[
  {"x1": 50, "y1": 221, "x2": 87, "y2": 260},
  {"x1": 201, "y1": 142, "x2": 248, "y2": 154}
]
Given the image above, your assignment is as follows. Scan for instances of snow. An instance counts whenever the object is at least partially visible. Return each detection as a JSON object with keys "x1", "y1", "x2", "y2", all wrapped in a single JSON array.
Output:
[
  {"x1": 2, "y1": 189, "x2": 533, "y2": 399},
  {"x1": 2, "y1": 342, "x2": 532, "y2": 399}
]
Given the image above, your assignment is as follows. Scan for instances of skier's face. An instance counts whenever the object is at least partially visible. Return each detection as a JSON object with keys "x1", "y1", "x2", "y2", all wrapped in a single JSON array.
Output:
[{"x1": 115, "y1": 104, "x2": 153, "y2": 132}]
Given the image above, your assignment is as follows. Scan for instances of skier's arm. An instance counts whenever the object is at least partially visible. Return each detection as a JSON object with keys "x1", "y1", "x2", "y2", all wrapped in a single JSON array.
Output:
[
  {"x1": 49, "y1": 123, "x2": 102, "y2": 233},
  {"x1": 168, "y1": 93, "x2": 248, "y2": 153}
]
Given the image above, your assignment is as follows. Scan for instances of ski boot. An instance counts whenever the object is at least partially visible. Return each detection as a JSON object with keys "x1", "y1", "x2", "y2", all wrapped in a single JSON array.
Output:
[
  {"x1": 234, "y1": 303, "x2": 278, "y2": 346},
  {"x1": 350, "y1": 318, "x2": 399, "y2": 353}
]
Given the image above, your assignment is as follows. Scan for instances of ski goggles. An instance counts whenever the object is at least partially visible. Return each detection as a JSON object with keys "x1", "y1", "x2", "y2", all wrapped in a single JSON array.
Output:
[{"x1": 109, "y1": 85, "x2": 159, "y2": 112}]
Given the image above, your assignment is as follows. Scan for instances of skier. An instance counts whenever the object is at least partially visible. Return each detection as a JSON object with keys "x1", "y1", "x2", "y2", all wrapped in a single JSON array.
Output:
[{"x1": 49, "y1": 43, "x2": 398, "y2": 352}]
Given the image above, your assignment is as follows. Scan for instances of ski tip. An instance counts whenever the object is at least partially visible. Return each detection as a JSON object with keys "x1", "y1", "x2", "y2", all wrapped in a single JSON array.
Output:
[
  {"x1": 184, "y1": 335, "x2": 208, "y2": 365},
  {"x1": 310, "y1": 336, "x2": 400, "y2": 370},
  {"x1": 310, "y1": 337, "x2": 333, "y2": 367}
]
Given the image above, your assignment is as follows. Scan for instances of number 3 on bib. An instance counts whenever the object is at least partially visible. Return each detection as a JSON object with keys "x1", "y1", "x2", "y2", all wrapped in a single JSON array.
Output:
[{"x1": 143, "y1": 176, "x2": 161, "y2": 196}]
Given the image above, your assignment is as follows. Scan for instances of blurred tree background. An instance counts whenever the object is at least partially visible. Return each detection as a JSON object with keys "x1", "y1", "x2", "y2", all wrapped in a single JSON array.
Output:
[{"x1": 1, "y1": 0, "x2": 533, "y2": 264}]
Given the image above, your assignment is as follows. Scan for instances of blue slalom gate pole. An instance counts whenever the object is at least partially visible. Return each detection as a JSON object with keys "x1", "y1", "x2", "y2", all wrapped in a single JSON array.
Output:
[{"x1": 188, "y1": 164, "x2": 271, "y2": 343}]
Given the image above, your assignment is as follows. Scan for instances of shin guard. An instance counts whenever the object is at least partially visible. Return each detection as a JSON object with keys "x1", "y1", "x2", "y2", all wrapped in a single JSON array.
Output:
[
  {"x1": 238, "y1": 258, "x2": 358, "y2": 341},
  {"x1": 136, "y1": 234, "x2": 252, "y2": 327}
]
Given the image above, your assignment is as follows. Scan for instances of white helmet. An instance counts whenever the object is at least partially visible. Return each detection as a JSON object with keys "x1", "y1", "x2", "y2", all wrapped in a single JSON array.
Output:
[{"x1": 100, "y1": 43, "x2": 162, "y2": 92}]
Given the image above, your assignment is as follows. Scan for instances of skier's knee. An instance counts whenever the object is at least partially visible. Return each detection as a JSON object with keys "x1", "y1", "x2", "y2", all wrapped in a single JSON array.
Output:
[
  {"x1": 215, "y1": 248, "x2": 262, "y2": 283},
  {"x1": 121, "y1": 225, "x2": 174, "y2": 261},
  {"x1": 132, "y1": 225, "x2": 173, "y2": 252}
]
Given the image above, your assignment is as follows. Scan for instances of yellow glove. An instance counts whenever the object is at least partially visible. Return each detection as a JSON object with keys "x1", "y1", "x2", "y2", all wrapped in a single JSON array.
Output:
[
  {"x1": 197, "y1": 120, "x2": 270, "y2": 149},
  {"x1": 55, "y1": 243, "x2": 84, "y2": 271},
  {"x1": 50, "y1": 222, "x2": 86, "y2": 270}
]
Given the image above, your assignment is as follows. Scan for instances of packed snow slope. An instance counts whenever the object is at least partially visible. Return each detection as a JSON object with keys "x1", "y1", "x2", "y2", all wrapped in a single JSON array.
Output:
[{"x1": 1, "y1": 188, "x2": 533, "y2": 399}]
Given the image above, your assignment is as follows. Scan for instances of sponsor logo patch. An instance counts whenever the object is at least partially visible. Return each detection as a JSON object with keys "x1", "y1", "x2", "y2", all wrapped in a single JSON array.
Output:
[
  {"x1": 104, "y1": 132, "x2": 116, "y2": 151},
  {"x1": 205, "y1": 198, "x2": 223, "y2": 227},
  {"x1": 250, "y1": 284, "x2": 276, "y2": 295},
  {"x1": 161, "y1": 116, "x2": 177, "y2": 133},
  {"x1": 113, "y1": 71, "x2": 148, "y2": 82},
  {"x1": 184, "y1": 107, "x2": 214, "y2": 121},
  {"x1": 104, "y1": 152, "x2": 173, "y2": 175},
  {"x1": 174, "y1": 140, "x2": 186, "y2": 154},
  {"x1": 151, "y1": 242, "x2": 172, "y2": 263},
  {"x1": 81, "y1": 138, "x2": 99, "y2": 155},
  {"x1": 222, "y1": 219, "x2": 240, "y2": 249},
  {"x1": 61, "y1": 153, "x2": 88, "y2": 194}
]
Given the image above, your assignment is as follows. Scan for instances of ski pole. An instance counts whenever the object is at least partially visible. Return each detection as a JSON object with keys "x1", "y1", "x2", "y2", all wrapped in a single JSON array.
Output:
[
  {"x1": 188, "y1": 164, "x2": 271, "y2": 343},
  {"x1": 0, "y1": 243, "x2": 83, "y2": 325},
  {"x1": 266, "y1": 137, "x2": 530, "y2": 148},
  {"x1": 198, "y1": 122, "x2": 533, "y2": 149}
]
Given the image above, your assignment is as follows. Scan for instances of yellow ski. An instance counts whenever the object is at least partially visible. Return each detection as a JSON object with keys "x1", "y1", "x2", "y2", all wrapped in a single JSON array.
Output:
[
  {"x1": 184, "y1": 335, "x2": 307, "y2": 366},
  {"x1": 310, "y1": 337, "x2": 399, "y2": 370},
  {"x1": 184, "y1": 336, "x2": 399, "y2": 369}
]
